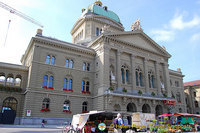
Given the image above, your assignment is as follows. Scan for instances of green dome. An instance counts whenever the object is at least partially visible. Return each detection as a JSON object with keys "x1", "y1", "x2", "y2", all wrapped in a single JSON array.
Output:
[{"x1": 86, "y1": 4, "x2": 121, "y2": 23}]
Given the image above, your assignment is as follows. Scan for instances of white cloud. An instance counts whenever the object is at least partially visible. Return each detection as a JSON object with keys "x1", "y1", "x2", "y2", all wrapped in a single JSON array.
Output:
[
  {"x1": 150, "y1": 11, "x2": 200, "y2": 42},
  {"x1": 190, "y1": 33, "x2": 200, "y2": 42},
  {"x1": 170, "y1": 14, "x2": 200, "y2": 30},
  {"x1": 151, "y1": 29, "x2": 174, "y2": 42}
]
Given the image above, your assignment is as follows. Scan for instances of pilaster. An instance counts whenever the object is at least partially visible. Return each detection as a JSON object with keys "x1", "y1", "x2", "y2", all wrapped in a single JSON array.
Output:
[
  {"x1": 116, "y1": 50, "x2": 121, "y2": 89},
  {"x1": 131, "y1": 54, "x2": 136, "y2": 90},
  {"x1": 155, "y1": 62, "x2": 162, "y2": 96},
  {"x1": 163, "y1": 63, "x2": 171, "y2": 97},
  {"x1": 144, "y1": 58, "x2": 149, "y2": 94}
]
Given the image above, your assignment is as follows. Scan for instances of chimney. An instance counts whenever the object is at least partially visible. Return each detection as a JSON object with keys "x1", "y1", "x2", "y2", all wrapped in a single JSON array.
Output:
[
  {"x1": 177, "y1": 68, "x2": 181, "y2": 72},
  {"x1": 36, "y1": 29, "x2": 42, "y2": 36}
]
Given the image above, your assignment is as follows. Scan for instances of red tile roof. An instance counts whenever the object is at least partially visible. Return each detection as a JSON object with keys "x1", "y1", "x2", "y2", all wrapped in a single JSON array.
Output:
[{"x1": 184, "y1": 80, "x2": 200, "y2": 87}]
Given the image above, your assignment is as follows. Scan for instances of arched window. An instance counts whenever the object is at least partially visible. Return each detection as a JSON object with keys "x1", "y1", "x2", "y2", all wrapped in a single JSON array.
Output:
[
  {"x1": 51, "y1": 56, "x2": 55, "y2": 65},
  {"x1": 81, "y1": 80, "x2": 85, "y2": 91},
  {"x1": 63, "y1": 100, "x2": 70, "y2": 111},
  {"x1": 96, "y1": 28, "x2": 99, "y2": 36},
  {"x1": 87, "y1": 63, "x2": 90, "y2": 71},
  {"x1": 139, "y1": 72, "x2": 143, "y2": 86},
  {"x1": 70, "y1": 60, "x2": 74, "y2": 68},
  {"x1": 68, "y1": 79, "x2": 72, "y2": 90},
  {"x1": 15, "y1": 77, "x2": 21, "y2": 87},
  {"x1": 48, "y1": 76, "x2": 53, "y2": 88},
  {"x1": 86, "y1": 81, "x2": 89, "y2": 92},
  {"x1": 82, "y1": 101, "x2": 88, "y2": 112},
  {"x1": 42, "y1": 98, "x2": 50, "y2": 109},
  {"x1": 136, "y1": 68, "x2": 143, "y2": 87},
  {"x1": 83, "y1": 62, "x2": 86, "y2": 71},
  {"x1": 121, "y1": 65, "x2": 129, "y2": 84},
  {"x1": 121, "y1": 68, "x2": 124, "y2": 84},
  {"x1": 65, "y1": 59, "x2": 69, "y2": 67},
  {"x1": 127, "y1": 103, "x2": 137, "y2": 112},
  {"x1": 2, "y1": 97, "x2": 18, "y2": 111},
  {"x1": 195, "y1": 101, "x2": 199, "y2": 108},
  {"x1": 176, "y1": 92, "x2": 181, "y2": 102},
  {"x1": 142, "y1": 104, "x2": 151, "y2": 113},
  {"x1": 42, "y1": 75, "x2": 48, "y2": 88},
  {"x1": 46, "y1": 55, "x2": 50, "y2": 64},
  {"x1": 6, "y1": 77, "x2": 14, "y2": 86},
  {"x1": 0, "y1": 75, "x2": 6, "y2": 85},
  {"x1": 63, "y1": 78, "x2": 68, "y2": 89},
  {"x1": 179, "y1": 108, "x2": 182, "y2": 113},
  {"x1": 148, "y1": 71, "x2": 154, "y2": 88},
  {"x1": 125, "y1": 70, "x2": 129, "y2": 83},
  {"x1": 136, "y1": 71, "x2": 139, "y2": 86}
]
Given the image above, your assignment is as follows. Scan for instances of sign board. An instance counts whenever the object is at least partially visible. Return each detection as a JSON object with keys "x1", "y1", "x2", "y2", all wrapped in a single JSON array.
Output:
[
  {"x1": 98, "y1": 123, "x2": 106, "y2": 131},
  {"x1": 26, "y1": 110, "x2": 31, "y2": 116},
  {"x1": 163, "y1": 100, "x2": 176, "y2": 105}
]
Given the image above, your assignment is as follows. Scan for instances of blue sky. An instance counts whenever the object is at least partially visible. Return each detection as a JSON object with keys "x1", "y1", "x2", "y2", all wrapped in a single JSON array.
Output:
[{"x1": 0, "y1": 0, "x2": 200, "y2": 82}]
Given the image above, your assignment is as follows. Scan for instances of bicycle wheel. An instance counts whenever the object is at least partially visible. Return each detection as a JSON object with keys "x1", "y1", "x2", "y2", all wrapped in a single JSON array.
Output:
[
  {"x1": 67, "y1": 129, "x2": 76, "y2": 133},
  {"x1": 62, "y1": 127, "x2": 67, "y2": 133}
]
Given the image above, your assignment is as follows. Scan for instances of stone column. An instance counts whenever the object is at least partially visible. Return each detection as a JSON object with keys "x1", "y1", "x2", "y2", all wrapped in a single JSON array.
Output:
[
  {"x1": 144, "y1": 59, "x2": 149, "y2": 94},
  {"x1": 103, "y1": 45, "x2": 110, "y2": 90},
  {"x1": 155, "y1": 61, "x2": 162, "y2": 96},
  {"x1": 116, "y1": 50, "x2": 121, "y2": 89},
  {"x1": 163, "y1": 63, "x2": 171, "y2": 97},
  {"x1": 131, "y1": 54, "x2": 136, "y2": 90}
]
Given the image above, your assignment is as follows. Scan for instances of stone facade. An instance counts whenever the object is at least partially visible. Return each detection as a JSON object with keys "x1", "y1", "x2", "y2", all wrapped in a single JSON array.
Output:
[
  {"x1": 0, "y1": 1, "x2": 186, "y2": 125},
  {"x1": 184, "y1": 80, "x2": 200, "y2": 114}
]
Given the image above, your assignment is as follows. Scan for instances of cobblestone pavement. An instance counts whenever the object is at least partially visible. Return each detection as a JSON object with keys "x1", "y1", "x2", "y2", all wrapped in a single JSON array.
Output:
[{"x1": 0, "y1": 127, "x2": 62, "y2": 133}]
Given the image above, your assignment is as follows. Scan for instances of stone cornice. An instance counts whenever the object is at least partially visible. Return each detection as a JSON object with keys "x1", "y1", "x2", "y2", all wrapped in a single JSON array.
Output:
[
  {"x1": 106, "y1": 31, "x2": 171, "y2": 58},
  {"x1": 71, "y1": 14, "x2": 124, "y2": 35},
  {"x1": 0, "y1": 62, "x2": 28, "y2": 72},
  {"x1": 169, "y1": 69, "x2": 184, "y2": 77},
  {"x1": 22, "y1": 36, "x2": 96, "y2": 63}
]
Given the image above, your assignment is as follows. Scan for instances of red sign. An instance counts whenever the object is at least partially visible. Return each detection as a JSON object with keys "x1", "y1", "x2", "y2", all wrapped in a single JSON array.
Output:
[{"x1": 163, "y1": 100, "x2": 176, "y2": 105}]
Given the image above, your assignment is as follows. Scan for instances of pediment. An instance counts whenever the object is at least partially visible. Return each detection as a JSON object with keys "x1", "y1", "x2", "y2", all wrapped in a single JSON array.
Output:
[{"x1": 106, "y1": 31, "x2": 171, "y2": 57}]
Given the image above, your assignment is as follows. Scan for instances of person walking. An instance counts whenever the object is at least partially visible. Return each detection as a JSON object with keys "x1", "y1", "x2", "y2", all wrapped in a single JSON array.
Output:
[
  {"x1": 114, "y1": 113, "x2": 123, "y2": 133},
  {"x1": 41, "y1": 119, "x2": 45, "y2": 128}
]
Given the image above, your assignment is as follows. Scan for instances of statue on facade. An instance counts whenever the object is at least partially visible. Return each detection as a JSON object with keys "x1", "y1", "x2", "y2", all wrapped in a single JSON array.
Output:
[
  {"x1": 131, "y1": 18, "x2": 143, "y2": 31},
  {"x1": 102, "y1": 24, "x2": 111, "y2": 34},
  {"x1": 110, "y1": 70, "x2": 116, "y2": 81}
]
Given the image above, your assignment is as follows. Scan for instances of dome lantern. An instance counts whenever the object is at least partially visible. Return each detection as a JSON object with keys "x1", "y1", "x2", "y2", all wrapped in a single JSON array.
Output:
[{"x1": 94, "y1": 0, "x2": 102, "y2": 7}]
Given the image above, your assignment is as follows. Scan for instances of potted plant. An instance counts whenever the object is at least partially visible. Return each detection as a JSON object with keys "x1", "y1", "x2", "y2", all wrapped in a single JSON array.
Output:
[
  {"x1": 122, "y1": 88, "x2": 127, "y2": 93},
  {"x1": 138, "y1": 90, "x2": 142, "y2": 95},
  {"x1": 108, "y1": 87, "x2": 114, "y2": 91},
  {"x1": 163, "y1": 93, "x2": 167, "y2": 98},
  {"x1": 151, "y1": 92, "x2": 156, "y2": 96}
]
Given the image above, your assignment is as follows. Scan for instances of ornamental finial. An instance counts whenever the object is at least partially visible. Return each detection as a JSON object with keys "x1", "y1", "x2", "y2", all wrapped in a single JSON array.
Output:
[{"x1": 131, "y1": 18, "x2": 143, "y2": 31}]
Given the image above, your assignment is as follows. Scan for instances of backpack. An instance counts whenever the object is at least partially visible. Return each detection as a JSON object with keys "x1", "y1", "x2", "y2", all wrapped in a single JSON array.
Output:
[{"x1": 113, "y1": 118, "x2": 118, "y2": 127}]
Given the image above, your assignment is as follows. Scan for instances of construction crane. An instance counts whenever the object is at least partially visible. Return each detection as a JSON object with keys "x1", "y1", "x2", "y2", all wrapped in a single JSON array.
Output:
[{"x1": 0, "y1": 1, "x2": 44, "y2": 28}]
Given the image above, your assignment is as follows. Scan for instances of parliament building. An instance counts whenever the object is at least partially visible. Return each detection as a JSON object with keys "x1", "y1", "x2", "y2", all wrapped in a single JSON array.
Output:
[{"x1": 0, "y1": 1, "x2": 186, "y2": 125}]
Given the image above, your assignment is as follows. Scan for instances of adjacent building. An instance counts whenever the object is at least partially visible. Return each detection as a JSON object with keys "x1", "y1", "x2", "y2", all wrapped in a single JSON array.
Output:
[
  {"x1": 0, "y1": 1, "x2": 186, "y2": 125},
  {"x1": 184, "y1": 80, "x2": 200, "y2": 114}
]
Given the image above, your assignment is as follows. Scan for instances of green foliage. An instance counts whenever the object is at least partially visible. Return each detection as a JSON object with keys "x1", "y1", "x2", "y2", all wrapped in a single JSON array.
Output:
[
  {"x1": 163, "y1": 93, "x2": 167, "y2": 97},
  {"x1": 138, "y1": 90, "x2": 142, "y2": 95},
  {"x1": 122, "y1": 88, "x2": 127, "y2": 93},
  {"x1": 151, "y1": 92, "x2": 156, "y2": 96},
  {"x1": 108, "y1": 87, "x2": 114, "y2": 91}
]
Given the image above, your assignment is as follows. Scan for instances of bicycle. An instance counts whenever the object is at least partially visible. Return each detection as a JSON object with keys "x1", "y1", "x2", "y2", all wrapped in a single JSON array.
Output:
[{"x1": 63, "y1": 124, "x2": 82, "y2": 133}]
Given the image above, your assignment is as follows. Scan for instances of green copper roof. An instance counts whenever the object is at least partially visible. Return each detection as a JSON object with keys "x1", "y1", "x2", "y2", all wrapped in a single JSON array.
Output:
[{"x1": 87, "y1": 4, "x2": 121, "y2": 23}]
